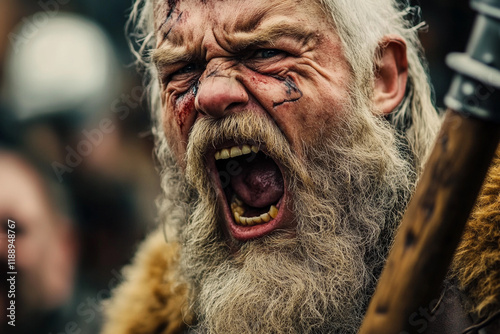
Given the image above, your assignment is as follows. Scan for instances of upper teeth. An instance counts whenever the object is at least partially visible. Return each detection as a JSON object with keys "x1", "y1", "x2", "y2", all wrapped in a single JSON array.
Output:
[{"x1": 215, "y1": 145, "x2": 259, "y2": 160}]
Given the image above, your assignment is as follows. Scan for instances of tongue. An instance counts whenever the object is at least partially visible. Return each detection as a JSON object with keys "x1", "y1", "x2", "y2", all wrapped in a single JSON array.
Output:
[{"x1": 230, "y1": 156, "x2": 284, "y2": 208}]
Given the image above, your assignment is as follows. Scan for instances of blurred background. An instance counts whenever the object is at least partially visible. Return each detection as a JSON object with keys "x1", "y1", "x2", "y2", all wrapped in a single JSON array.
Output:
[{"x1": 0, "y1": 0, "x2": 475, "y2": 333}]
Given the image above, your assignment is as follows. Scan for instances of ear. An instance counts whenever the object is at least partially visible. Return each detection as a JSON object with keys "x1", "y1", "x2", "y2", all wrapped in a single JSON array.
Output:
[{"x1": 373, "y1": 35, "x2": 408, "y2": 115}]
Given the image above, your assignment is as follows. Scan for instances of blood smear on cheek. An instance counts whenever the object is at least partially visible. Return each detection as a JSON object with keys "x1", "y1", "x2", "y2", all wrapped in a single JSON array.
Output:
[{"x1": 174, "y1": 90, "x2": 196, "y2": 129}]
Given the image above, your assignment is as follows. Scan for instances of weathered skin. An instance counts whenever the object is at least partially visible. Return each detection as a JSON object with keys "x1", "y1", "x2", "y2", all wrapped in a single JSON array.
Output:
[{"x1": 153, "y1": 0, "x2": 353, "y2": 169}]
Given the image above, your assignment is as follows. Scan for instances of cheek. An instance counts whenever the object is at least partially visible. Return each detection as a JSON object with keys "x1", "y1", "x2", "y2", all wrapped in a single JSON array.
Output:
[
  {"x1": 241, "y1": 69, "x2": 303, "y2": 110},
  {"x1": 162, "y1": 89, "x2": 198, "y2": 167},
  {"x1": 246, "y1": 68, "x2": 349, "y2": 147},
  {"x1": 174, "y1": 89, "x2": 197, "y2": 130}
]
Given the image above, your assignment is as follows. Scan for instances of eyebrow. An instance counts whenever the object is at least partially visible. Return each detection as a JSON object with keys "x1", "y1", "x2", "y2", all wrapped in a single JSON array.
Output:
[
  {"x1": 152, "y1": 46, "x2": 192, "y2": 68},
  {"x1": 151, "y1": 20, "x2": 318, "y2": 68}
]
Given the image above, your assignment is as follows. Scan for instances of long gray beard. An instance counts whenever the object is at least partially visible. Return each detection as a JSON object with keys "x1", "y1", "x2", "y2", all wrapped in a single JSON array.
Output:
[{"x1": 160, "y1": 100, "x2": 417, "y2": 333}]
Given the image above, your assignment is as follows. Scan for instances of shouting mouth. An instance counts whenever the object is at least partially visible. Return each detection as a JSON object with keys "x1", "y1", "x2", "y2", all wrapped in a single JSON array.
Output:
[{"x1": 207, "y1": 142, "x2": 290, "y2": 241}]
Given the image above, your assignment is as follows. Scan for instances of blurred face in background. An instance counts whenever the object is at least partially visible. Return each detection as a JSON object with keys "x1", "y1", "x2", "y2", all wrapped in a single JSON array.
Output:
[{"x1": 0, "y1": 152, "x2": 77, "y2": 320}]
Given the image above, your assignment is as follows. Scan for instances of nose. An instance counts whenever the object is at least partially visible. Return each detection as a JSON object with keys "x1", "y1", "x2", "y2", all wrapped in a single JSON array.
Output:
[{"x1": 195, "y1": 72, "x2": 249, "y2": 119}]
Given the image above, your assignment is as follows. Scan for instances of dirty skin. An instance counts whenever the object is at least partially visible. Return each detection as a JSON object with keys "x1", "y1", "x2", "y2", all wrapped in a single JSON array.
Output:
[
  {"x1": 171, "y1": 60, "x2": 302, "y2": 131},
  {"x1": 218, "y1": 67, "x2": 303, "y2": 109},
  {"x1": 206, "y1": 62, "x2": 238, "y2": 79},
  {"x1": 161, "y1": 11, "x2": 184, "y2": 40},
  {"x1": 174, "y1": 83, "x2": 198, "y2": 131},
  {"x1": 158, "y1": 4, "x2": 176, "y2": 31},
  {"x1": 217, "y1": 68, "x2": 303, "y2": 108},
  {"x1": 273, "y1": 76, "x2": 303, "y2": 108},
  {"x1": 157, "y1": 0, "x2": 178, "y2": 32},
  {"x1": 161, "y1": 0, "x2": 213, "y2": 33},
  {"x1": 157, "y1": 1, "x2": 186, "y2": 41}
]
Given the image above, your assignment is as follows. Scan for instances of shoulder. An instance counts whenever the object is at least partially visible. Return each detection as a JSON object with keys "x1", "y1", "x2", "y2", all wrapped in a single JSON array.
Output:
[
  {"x1": 451, "y1": 152, "x2": 500, "y2": 327},
  {"x1": 102, "y1": 229, "x2": 191, "y2": 334}
]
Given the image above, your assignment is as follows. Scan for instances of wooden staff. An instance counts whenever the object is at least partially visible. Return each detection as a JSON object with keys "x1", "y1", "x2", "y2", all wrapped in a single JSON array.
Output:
[{"x1": 359, "y1": 0, "x2": 500, "y2": 333}]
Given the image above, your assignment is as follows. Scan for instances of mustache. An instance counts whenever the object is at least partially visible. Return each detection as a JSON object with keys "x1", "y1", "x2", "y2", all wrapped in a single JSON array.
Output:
[{"x1": 178, "y1": 104, "x2": 417, "y2": 333}]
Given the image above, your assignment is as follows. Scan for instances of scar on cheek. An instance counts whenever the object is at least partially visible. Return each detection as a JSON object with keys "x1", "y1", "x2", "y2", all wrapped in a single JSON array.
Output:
[
  {"x1": 174, "y1": 86, "x2": 197, "y2": 129},
  {"x1": 284, "y1": 77, "x2": 301, "y2": 96},
  {"x1": 273, "y1": 76, "x2": 303, "y2": 108}
]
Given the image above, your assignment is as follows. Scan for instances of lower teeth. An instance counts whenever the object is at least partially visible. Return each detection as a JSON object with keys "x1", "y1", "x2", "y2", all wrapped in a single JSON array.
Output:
[{"x1": 231, "y1": 195, "x2": 279, "y2": 226}]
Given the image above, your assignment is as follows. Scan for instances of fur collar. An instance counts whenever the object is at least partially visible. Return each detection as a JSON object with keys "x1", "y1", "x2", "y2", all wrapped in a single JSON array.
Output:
[
  {"x1": 102, "y1": 157, "x2": 500, "y2": 333},
  {"x1": 450, "y1": 154, "x2": 500, "y2": 321},
  {"x1": 102, "y1": 232, "x2": 191, "y2": 334}
]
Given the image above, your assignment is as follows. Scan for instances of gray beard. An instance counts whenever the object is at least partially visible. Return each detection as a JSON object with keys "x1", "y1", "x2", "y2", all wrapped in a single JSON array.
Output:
[{"x1": 159, "y1": 102, "x2": 417, "y2": 333}]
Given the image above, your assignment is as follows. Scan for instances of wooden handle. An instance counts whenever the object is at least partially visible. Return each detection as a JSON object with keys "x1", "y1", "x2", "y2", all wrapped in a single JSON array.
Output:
[{"x1": 359, "y1": 110, "x2": 500, "y2": 334}]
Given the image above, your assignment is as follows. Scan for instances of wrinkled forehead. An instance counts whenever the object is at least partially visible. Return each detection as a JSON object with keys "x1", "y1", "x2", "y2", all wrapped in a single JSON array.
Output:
[{"x1": 153, "y1": 0, "x2": 327, "y2": 35}]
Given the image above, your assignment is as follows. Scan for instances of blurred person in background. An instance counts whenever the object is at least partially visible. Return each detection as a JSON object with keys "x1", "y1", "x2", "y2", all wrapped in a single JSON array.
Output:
[
  {"x1": 0, "y1": 150, "x2": 78, "y2": 333},
  {"x1": 1, "y1": 7, "x2": 160, "y2": 333}
]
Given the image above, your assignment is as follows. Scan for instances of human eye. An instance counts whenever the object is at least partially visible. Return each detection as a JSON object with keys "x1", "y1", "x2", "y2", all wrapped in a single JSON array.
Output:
[
  {"x1": 170, "y1": 62, "x2": 205, "y2": 82},
  {"x1": 252, "y1": 49, "x2": 285, "y2": 59},
  {"x1": 175, "y1": 63, "x2": 202, "y2": 75}
]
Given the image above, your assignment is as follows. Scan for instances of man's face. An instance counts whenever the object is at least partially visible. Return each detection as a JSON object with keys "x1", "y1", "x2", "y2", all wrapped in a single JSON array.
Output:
[
  {"x1": 153, "y1": 1, "x2": 415, "y2": 333},
  {"x1": 154, "y1": 0, "x2": 353, "y2": 243}
]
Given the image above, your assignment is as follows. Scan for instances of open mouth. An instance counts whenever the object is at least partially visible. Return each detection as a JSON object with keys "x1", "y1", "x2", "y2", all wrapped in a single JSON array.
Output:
[{"x1": 208, "y1": 143, "x2": 289, "y2": 241}]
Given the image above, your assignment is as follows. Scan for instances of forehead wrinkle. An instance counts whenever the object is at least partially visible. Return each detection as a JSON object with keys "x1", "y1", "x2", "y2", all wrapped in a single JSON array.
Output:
[
  {"x1": 227, "y1": 6, "x2": 268, "y2": 33},
  {"x1": 226, "y1": 20, "x2": 319, "y2": 51},
  {"x1": 154, "y1": 7, "x2": 323, "y2": 65}
]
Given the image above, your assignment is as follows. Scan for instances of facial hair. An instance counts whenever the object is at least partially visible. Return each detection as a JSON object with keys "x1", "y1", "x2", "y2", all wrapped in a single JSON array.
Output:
[{"x1": 158, "y1": 96, "x2": 417, "y2": 333}]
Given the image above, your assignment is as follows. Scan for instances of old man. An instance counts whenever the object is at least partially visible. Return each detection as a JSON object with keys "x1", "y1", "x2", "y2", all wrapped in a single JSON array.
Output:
[{"x1": 103, "y1": 0, "x2": 500, "y2": 333}]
